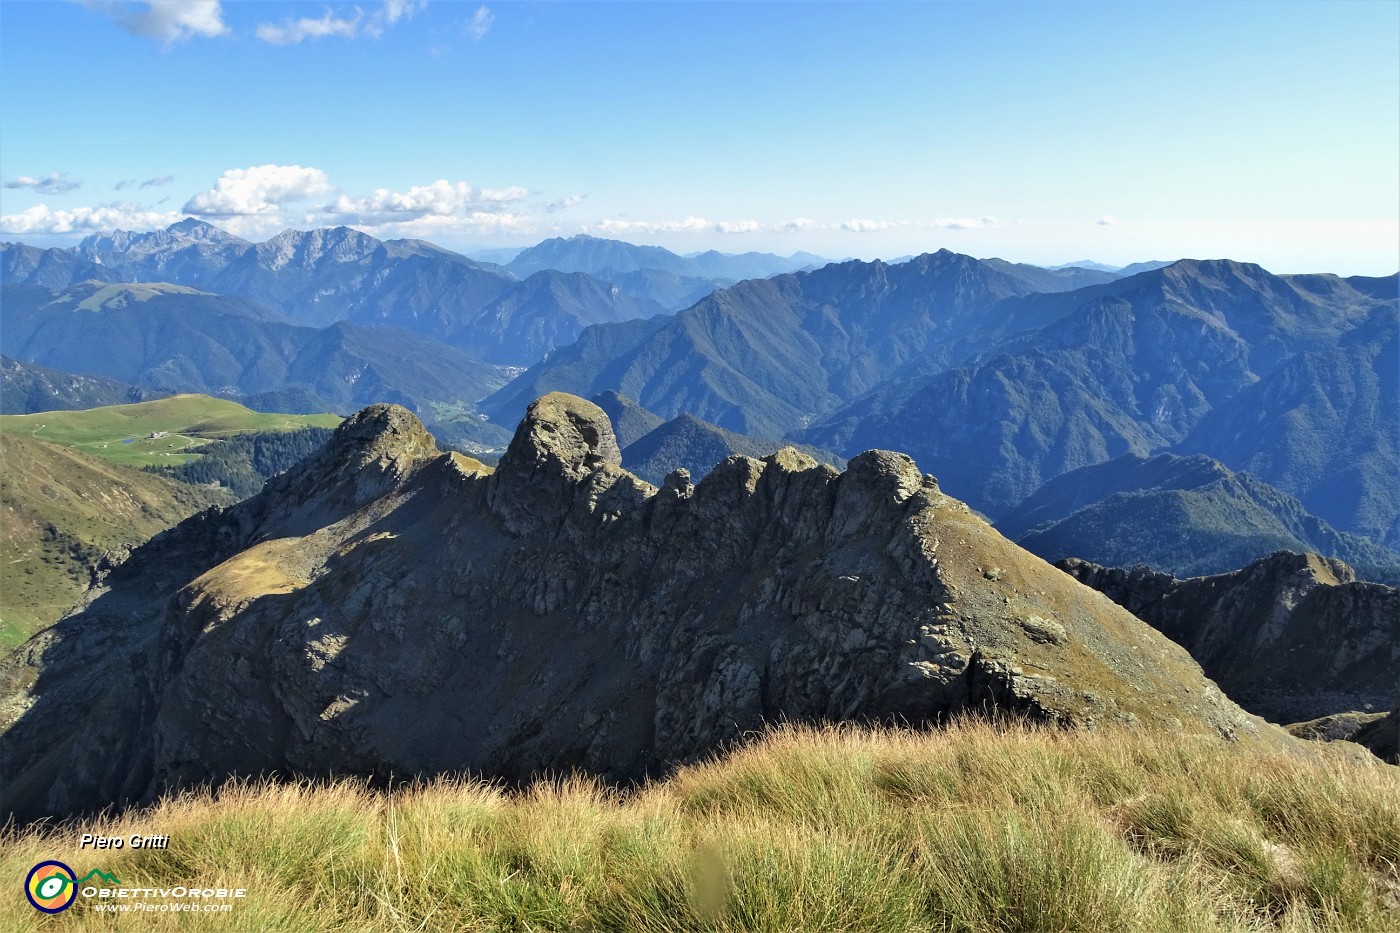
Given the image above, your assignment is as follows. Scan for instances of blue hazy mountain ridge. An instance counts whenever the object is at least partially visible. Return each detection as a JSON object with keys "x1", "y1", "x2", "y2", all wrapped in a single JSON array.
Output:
[
  {"x1": 589, "y1": 391, "x2": 666, "y2": 449},
  {"x1": 796, "y1": 261, "x2": 1393, "y2": 519},
  {"x1": 1048, "y1": 260, "x2": 1124, "y2": 273},
  {"x1": 484, "y1": 255, "x2": 1396, "y2": 544},
  {"x1": 1, "y1": 223, "x2": 826, "y2": 364},
  {"x1": 1115, "y1": 260, "x2": 1176, "y2": 277},
  {"x1": 1179, "y1": 303, "x2": 1400, "y2": 547},
  {"x1": 996, "y1": 452, "x2": 1400, "y2": 585},
  {"x1": 603, "y1": 268, "x2": 733, "y2": 315},
  {"x1": 506, "y1": 233, "x2": 823, "y2": 282},
  {"x1": 481, "y1": 249, "x2": 1073, "y2": 436},
  {"x1": 5, "y1": 225, "x2": 651, "y2": 364},
  {"x1": 619, "y1": 411, "x2": 846, "y2": 486},
  {"x1": 0, "y1": 355, "x2": 170, "y2": 415},
  {"x1": 978, "y1": 258, "x2": 1119, "y2": 292},
  {"x1": 1341, "y1": 275, "x2": 1400, "y2": 300},
  {"x1": 460, "y1": 270, "x2": 667, "y2": 364},
  {"x1": 0, "y1": 282, "x2": 506, "y2": 416}
]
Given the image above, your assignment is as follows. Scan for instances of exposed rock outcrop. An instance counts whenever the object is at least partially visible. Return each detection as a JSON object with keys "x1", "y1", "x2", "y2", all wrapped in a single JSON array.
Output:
[
  {"x1": 1351, "y1": 701, "x2": 1399, "y2": 764},
  {"x1": 1287, "y1": 711, "x2": 1388, "y2": 744},
  {"x1": 1058, "y1": 554, "x2": 1400, "y2": 724},
  {"x1": 3, "y1": 395, "x2": 1285, "y2": 823}
]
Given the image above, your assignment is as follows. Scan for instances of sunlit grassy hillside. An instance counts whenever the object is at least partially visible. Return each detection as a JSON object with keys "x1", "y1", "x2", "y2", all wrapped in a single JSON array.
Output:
[
  {"x1": 3, "y1": 723, "x2": 1395, "y2": 931},
  {"x1": 0, "y1": 395, "x2": 342, "y2": 468},
  {"x1": 0, "y1": 435, "x2": 233, "y2": 646}
]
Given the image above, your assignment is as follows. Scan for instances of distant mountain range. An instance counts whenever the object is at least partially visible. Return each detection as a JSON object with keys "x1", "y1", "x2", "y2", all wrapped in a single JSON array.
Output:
[
  {"x1": 2, "y1": 223, "x2": 831, "y2": 365},
  {"x1": 0, "y1": 282, "x2": 507, "y2": 417},
  {"x1": 798, "y1": 260, "x2": 1390, "y2": 518},
  {"x1": 5, "y1": 221, "x2": 1395, "y2": 567},
  {"x1": 483, "y1": 249, "x2": 1096, "y2": 436},
  {"x1": 505, "y1": 234, "x2": 824, "y2": 281}
]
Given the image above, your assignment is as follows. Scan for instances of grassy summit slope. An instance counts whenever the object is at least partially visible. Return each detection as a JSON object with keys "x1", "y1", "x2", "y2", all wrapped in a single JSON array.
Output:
[
  {"x1": 0, "y1": 435, "x2": 233, "y2": 646},
  {"x1": 0, "y1": 722, "x2": 1394, "y2": 932},
  {"x1": 0, "y1": 395, "x2": 342, "y2": 468}
]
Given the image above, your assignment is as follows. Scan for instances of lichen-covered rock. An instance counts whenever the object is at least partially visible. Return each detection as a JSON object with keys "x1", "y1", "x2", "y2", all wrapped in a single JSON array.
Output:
[{"x1": 2, "y1": 396, "x2": 1284, "y2": 823}]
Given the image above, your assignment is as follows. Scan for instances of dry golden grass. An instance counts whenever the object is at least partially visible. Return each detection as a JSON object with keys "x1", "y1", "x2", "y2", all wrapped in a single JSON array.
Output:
[{"x1": 2, "y1": 722, "x2": 1396, "y2": 931}]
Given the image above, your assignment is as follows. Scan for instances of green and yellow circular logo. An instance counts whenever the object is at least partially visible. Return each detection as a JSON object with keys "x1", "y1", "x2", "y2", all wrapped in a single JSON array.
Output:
[{"x1": 25, "y1": 860, "x2": 77, "y2": 913}]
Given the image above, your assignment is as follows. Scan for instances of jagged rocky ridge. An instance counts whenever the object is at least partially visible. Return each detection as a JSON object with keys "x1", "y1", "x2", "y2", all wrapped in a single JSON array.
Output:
[
  {"x1": 2, "y1": 395, "x2": 1285, "y2": 822},
  {"x1": 1058, "y1": 553, "x2": 1400, "y2": 725}
]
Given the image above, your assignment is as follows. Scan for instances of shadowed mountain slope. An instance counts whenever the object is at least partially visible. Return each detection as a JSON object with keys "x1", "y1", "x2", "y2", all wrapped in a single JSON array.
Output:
[
  {"x1": 1, "y1": 356, "x2": 168, "y2": 414},
  {"x1": 590, "y1": 391, "x2": 665, "y2": 448},
  {"x1": 997, "y1": 453, "x2": 1400, "y2": 584},
  {"x1": 1177, "y1": 304, "x2": 1399, "y2": 546},
  {"x1": 620, "y1": 412, "x2": 845, "y2": 486},
  {"x1": 482, "y1": 250, "x2": 1063, "y2": 435},
  {"x1": 1, "y1": 395, "x2": 1278, "y2": 823},
  {"x1": 1059, "y1": 553, "x2": 1400, "y2": 724},
  {"x1": 796, "y1": 260, "x2": 1392, "y2": 518},
  {"x1": 1, "y1": 283, "x2": 507, "y2": 417}
]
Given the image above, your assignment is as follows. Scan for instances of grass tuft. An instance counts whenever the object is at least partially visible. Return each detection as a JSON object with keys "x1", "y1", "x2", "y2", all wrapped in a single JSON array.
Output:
[{"x1": 2, "y1": 721, "x2": 1395, "y2": 931}]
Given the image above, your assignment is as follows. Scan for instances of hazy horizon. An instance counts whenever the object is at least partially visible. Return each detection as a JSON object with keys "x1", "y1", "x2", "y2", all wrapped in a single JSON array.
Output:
[{"x1": 2, "y1": 1, "x2": 1397, "y2": 275}]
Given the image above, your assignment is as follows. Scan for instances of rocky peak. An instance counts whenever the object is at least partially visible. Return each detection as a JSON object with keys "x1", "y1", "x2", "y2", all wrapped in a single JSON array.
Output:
[
  {"x1": 1, "y1": 394, "x2": 1288, "y2": 824},
  {"x1": 258, "y1": 226, "x2": 385, "y2": 270},
  {"x1": 77, "y1": 219, "x2": 246, "y2": 258},
  {"x1": 321, "y1": 403, "x2": 438, "y2": 472},
  {"x1": 489, "y1": 392, "x2": 625, "y2": 532},
  {"x1": 244, "y1": 404, "x2": 437, "y2": 539}
]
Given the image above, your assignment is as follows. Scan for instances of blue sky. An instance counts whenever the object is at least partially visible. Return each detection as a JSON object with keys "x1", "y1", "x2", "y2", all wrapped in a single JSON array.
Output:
[{"x1": 1, "y1": 1, "x2": 1396, "y2": 273}]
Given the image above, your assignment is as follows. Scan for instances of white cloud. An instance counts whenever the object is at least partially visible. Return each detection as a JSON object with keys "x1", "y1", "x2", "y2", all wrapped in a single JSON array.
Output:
[
  {"x1": 841, "y1": 219, "x2": 912, "y2": 233},
  {"x1": 545, "y1": 193, "x2": 588, "y2": 213},
  {"x1": 1097, "y1": 215, "x2": 1119, "y2": 226},
  {"x1": 257, "y1": 0, "x2": 425, "y2": 45},
  {"x1": 841, "y1": 217, "x2": 998, "y2": 233},
  {"x1": 256, "y1": 10, "x2": 359, "y2": 45},
  {"x1": 934, "y1": 216, "x2": 998, "y2": 230},
  {"x1": 345, "y1": 211, "x2": 536, "y2": 239},
  {"x1": 714, "y1": 220, "x2": 760, "y2": 234},
  {"x1": 467, "y1": 5, "x2": 494, "y2": 40},
  {"x1": 584, "y1": 217, "x2": 711, "y2": 235},
  {"x1": 780, "y1": 217, "x2": 821, "y2": 232},
  {"x1": 88, "y1": 1, "x2": 229, "y2": 46},
  {"x1": 365, "y1": 0, "x2": 426, "y2": 38},
  {"x1": 117, "y1": 174, "x2": 175, "y2": 190},
  {"x1": 3, "y1": 172, "x2": 81, "y2": 194},
  {"x1": 0, "y1": 202, "x2": 182, "y2": 235},
  {"x1": 183, "y1": 165, "x2": 332, "y2": 216},
  {"x1": 321, "y1": 179, "x2": 530, "y2": 225}
]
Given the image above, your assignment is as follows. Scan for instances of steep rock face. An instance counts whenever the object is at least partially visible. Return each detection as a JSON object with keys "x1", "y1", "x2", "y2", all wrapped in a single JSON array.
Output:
[
  {"x1": 2, "y1": 395, "x2": 1278, "y2": 823},
  {"x1": 1058, "y1": 554, "x2": 1400, "y2": 723}
]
